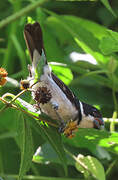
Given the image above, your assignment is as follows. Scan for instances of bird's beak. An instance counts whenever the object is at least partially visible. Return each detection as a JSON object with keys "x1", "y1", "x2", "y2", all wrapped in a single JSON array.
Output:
[{"x1": 93, "y1": 117, "x2": 104, "y2": 129}]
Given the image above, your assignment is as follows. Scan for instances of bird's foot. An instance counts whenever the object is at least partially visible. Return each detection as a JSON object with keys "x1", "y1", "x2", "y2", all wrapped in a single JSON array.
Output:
[{"x1": 59, "y1": 120, "x2": 78, "y2": 138}]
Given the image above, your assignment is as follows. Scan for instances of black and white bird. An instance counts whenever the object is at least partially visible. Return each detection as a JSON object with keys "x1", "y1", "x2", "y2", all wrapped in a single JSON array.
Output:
[{"x1": 23, "y1": 22, "x2": 104, "y2": 138}]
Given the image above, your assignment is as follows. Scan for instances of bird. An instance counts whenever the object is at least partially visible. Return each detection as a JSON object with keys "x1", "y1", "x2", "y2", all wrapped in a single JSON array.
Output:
[{"x1": 23, "y1": 22, "x2": 104, "y2": 138}]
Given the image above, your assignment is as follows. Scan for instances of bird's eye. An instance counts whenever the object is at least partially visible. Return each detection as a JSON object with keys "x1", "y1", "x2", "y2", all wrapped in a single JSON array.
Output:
[
  {"x1": 92, "y1": 109, "x2": 101, "y2": 118},
  {"x1": 92, "y1": 108, "x2": 98, "y2": 115}
]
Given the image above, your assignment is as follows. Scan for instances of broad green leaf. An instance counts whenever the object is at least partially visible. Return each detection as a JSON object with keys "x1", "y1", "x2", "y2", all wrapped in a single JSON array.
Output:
[
  {"x1": 0, "y1": 107, "x2": 19, "y2": 131},
  {"x1": 61, "y1": 15, "x2": 107, "y2": 64},
  {"x1": 36, "y1": 121, "x2": 68, "y2": 176},
  {"x1": 50, "y1": 63, "x2": 73, "y2": 85},
  {"x1": 100, "y1": 0, "x2": 116, "y2": 17},
  {"x1": 63, "y1": 129, "x2": 118, "y2": 155},
  {"x1": 75, "y1": 154, "x2": 105, "y2": 180},
  {"x1": 43, "y1": 24, "x2": 65, "y2": 62},
  {"x1": 99, "y1": 30, "x2": 118, "y2": 55},
  {"x1": 14, "y1": 97, "x2": 67, "y2": 175},
  {"x1": 17, "y1": 112, "x2": 33, "y2": 180},
  {"x1": 45, "y1": 12, "x2": 109, "y2": 64},
  {"x1": 100, "y1": 36, "x2": 118, "y2": 55},
  {"x1": 0, "y1": 136, "x2": 20, "y2": 174},
  {"x1": 99, "y1": 132, "x2": 118, "y2": 153}
]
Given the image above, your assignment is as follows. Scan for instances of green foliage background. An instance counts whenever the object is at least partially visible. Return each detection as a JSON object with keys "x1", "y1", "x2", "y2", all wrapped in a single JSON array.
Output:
[{"x1": 0, "y1": 0, "x2": 118, "y2": 180}]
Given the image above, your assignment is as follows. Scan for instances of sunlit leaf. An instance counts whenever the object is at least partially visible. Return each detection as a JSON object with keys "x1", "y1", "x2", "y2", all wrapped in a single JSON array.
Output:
[
  {"x1": 63, "y1": 129, "x2": 118, "y2": 155},
  {"x1": 50, "y1": 63, "x2": 73, "y2": 85},
  {"x1": 75, "y1": 154, "x2": 105, "y2": 180},
  {"x1": 44, "y1": 12, "x2": 109, "y2": 64}
]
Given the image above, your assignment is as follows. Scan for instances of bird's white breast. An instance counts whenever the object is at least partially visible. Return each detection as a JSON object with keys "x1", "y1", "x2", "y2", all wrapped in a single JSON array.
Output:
[{"x1": 31, "y1": 71, "x2": 78, "y2": 123}]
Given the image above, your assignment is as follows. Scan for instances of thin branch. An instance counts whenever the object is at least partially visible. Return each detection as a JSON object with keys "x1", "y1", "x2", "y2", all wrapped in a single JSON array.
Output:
[
  {"x1": 106, "y1": 159, "x2": 118, "y2": 180},
  {"x1": 0, "y1": 0, "x2": 49, "y2": 29},
  {"x1": 0, "y1": 91, "x2": 58, "y2": 128}
]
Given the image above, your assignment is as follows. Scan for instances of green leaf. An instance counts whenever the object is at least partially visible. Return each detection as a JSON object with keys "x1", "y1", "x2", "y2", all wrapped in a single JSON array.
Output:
[
  {"x1": 63, "y1": 129, "x2": 118, "y2": 155},
  {"x1": 99, "y1": 132, "x2": 118, "y2": 153},
  {"x1": 61, "y1": 15, "x2": 107, "y2": 63},
  {"x1": 11, "y1": 34, "x2": 27, "y2": 76},
  {"x1": 99, "y1": 30, "x2": 118, "y2": 55},
  {"x1": 43, "y1": 24, "x2": 65, "y2": 62},
  {"x1": 17, "y1": 112, "x2": 33, "y2": 180},
  {"x1": 44, "y1": 12, "x2": 109, "y2": 64},
  {"x1": 50, "y1": 63, "x2": 73, "y2": 85},
  {"x1": 75, "y1": 154, "x2": 105, "y2": 180},
  {"x1": 100, "y1": 0, "x2": 116, "y2": 17},
  {"x1": 0, "y1": 131, "x2": 17, "y2": 139},
  {"x1": 100, "y1": 36, "x2": 118, "y2": 55},
  {"x1": 15, "y1": 96, "x2": 67, "y2": 174},
  {"x1": 33, "y1": 142, "x2": 63, "y2": 164},
  {"x1": 107, "y1": 57, "x2": 118, "y2": 74},
  {"x1": 36, "y1": 121, "x2": 68, "y2": 176}
]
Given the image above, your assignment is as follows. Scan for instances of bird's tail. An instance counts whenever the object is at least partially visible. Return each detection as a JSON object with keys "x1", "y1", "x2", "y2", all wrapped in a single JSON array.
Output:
[{"x1": 24, "y1": 22, "x2": 47, "y2": 65}]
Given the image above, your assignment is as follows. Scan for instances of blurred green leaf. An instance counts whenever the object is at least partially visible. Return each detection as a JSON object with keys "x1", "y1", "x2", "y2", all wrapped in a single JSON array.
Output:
[
  {"x1": 100, "y1": 0, "x2": 116, "y2": 17},
  {"x1": 99, "y1": 30, "x2": 118, "y2": 55},
  {"x1": 0, "y1": 131, "x2": 17, "y2": 139},
  {"x1": 44, "y1": 12, "x2": 109, "y2": 64},
  {"x1": 107, "y1": 57, "x2": 118, "y2": 74},
  {"x1": 43, "y1": 24, "x2": 65, "y2": 62},
  {"x1": 11, "y1": 34, "x2": 27, "y2": 76},
  {"x1": 100, "y1": 36, "x2": 118, "y2": 55}
]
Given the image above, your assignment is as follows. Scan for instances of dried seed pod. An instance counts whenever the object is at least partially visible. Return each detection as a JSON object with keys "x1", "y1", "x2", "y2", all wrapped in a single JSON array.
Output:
[
  {"x1": 0, "y1": 68, "x2": 8, "y2": 86},
  {"x1": 0, "y1": 68, "x2": 8, "y2": 77},
  {"x1": 20, "y1": 80, "x2": 30, "y2": 90},
  {"x1": 34, "y1": 86, "x2": 52, "y2": 104}
]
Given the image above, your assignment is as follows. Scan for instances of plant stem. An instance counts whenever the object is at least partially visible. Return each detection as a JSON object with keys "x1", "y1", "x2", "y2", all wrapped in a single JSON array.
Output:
[
  {"x1": 0, "y1": 0, "x2": 49, "y2": 29},
  {"x1": 110, "y1": 111, "x2": 117, "y2": 132},
  {"x1": 0, "y1": 91, "x2": 58, "y2": 128},
  {"x1": 0, "y1": 174, "x2": 84, "y2": 180},
  {"x1": 0, "y1": 104, "x2": 8, "y2": 114},
  {"x1": 112, "y1": 88, "x2": 118, "y2": 113},
  {"x1": 15, "y1": 104, "x2": 58, "y2": 127},
  {"x1": 106, "y1": 159, "x2": 118, "y2": 180},
  {"x1": 10, "y1": 90, "x2": 27, "y2": 104}
]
